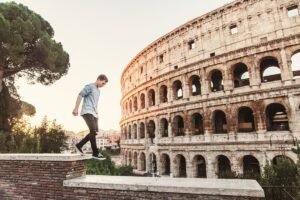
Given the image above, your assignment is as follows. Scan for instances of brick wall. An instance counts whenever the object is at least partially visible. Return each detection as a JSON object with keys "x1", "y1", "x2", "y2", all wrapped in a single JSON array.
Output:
[
  {"x1": 0, "y1": 155, "x2": 87, "y2": 200},
  {"x1": 0, "y1": 154, "x2": 264, "y2": 200},
  {"x1": 63, "y1": 188, "x2": 261, "y2": 200}
]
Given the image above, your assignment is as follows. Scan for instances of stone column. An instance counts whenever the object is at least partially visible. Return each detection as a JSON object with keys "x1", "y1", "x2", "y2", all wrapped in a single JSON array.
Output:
[
  {"x1": 231, "y1": 156, "x2": 242, "y2": 175},
  {"x1": 204, "y1": 108, "x2": 212, "y2": 142},
  {"x1": 288, "y1": 94, "x2": 300, "y2": 132},
  {"x1": 224, "y1": 64, "x2": 233, "y2": 94},
  {"x1": 183, "y1": 74, "x2": 190, "y2": 99},
  {"x1": 201, "y1": 68, "x2": 210, "y2": 96},
  {"x1": 280, "y1": 48, "x2": 293, "y2": 83},
  {"x1": 250, "y1": 57, "x2": 261, "y2": 89},
  {"x1": 206, "y1": 154, "x2": 217, "y2": 178}
]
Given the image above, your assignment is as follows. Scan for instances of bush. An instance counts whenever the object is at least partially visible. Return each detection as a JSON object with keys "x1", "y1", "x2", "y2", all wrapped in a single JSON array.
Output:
[{"x1": 87, "y1": 150, "x2": 133, "y2": 176}]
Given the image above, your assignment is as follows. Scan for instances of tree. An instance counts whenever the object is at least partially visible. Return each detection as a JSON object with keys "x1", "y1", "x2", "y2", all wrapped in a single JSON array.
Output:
[
  {"x1": 36, "y1": 117, "x2": 67, "y2": 153},
  {"x1": 0, "y1": 2, "x2": 70, "y2": 93}
]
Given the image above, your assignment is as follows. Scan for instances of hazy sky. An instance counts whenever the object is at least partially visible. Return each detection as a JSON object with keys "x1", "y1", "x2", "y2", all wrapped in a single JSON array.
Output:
[{"x1": 1, "y1": 0, "x2": 233, "y2": 132}]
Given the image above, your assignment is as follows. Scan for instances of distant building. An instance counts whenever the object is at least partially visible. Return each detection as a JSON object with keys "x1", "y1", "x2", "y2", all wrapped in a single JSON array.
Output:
[{"x1": 65, "y1": 130, "x2": 120, "y2": 153}]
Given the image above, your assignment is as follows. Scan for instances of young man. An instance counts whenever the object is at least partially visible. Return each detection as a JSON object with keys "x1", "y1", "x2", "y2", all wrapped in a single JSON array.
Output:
[{"x1": 72, "y1": 74, "x2": 108, "y2": 160}]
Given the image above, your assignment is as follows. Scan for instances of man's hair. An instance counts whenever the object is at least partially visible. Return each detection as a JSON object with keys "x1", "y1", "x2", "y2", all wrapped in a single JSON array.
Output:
[{"x1": 97, "y1": 74, "x2": 108, "y2": 82}]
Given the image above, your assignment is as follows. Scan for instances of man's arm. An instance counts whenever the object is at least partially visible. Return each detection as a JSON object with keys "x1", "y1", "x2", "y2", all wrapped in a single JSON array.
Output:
[
  {"x1": 72, "y1": 95, "x2": 82, "y2": 116},
  {"x1": 73, "y1": 84, "x2": 91, "y2": 116}
]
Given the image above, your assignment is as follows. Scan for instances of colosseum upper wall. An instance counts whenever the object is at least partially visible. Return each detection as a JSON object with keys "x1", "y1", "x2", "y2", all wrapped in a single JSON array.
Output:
[
  {"x1": 121, "y1": 0, "x2": 300, "y2": 97},
  {"x1": 120, "y1": 0, "x2": 300, "y2": 179}
]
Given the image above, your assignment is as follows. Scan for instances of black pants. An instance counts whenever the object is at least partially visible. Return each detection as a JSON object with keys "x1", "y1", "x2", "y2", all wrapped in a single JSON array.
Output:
[{"x1": 77, "y1": 114, "x2": 99, "y2": 156}]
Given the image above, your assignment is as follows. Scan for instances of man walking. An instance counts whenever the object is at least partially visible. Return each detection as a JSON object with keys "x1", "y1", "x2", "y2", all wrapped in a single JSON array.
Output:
[{"x1": 72, "y1": 74, "x2": 108, "y2": 160}]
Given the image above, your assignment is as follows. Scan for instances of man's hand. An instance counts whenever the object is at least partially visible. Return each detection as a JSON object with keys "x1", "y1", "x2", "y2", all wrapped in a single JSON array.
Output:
[{"x1": 72, "y1": 108, "x2": 79, "y2": 116}]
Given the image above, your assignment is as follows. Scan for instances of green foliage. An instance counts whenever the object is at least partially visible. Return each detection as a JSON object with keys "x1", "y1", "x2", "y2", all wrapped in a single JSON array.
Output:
[
  {"x1": 87, "y1": 150, "x2": 133, "y2": 176},
  {"x1": 0, "y1": 2, "x2": 70, "y2": 84},
  {"x1": 0, "y1": 117, "x2": 67, "y2": 153},
  {"x1": 259, "y1": 158, "x2": 299, "y2": 187},
  {"x1": 37, "y1": 117, "x2": 67, "y2": 153}
]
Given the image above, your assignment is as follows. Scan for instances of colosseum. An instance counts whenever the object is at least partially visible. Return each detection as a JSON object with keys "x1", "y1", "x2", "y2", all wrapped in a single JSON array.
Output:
[{"x1": 120, "y1": 0, "x2": 300, "y2": 178}]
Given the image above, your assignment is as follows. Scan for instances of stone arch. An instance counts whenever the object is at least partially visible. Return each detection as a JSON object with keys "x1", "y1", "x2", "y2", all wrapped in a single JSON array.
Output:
[
  {"x1": 159, "y1": 85, "x2": 168, "y2": 103},
  {"x1": 128, "y1": 124, "x2": 132, "y2": 139},
  {"x1": 129, "y1": 99, "x2": 133, "y2": 113},
  {"x1": 147, "y1": 120, "x2": 156, "y2": 140},
  {"x1": 243, "y1": 155, "x2": 260, "y2": 175},
  {"x1": 128, "y1": 151, "x2": 132, "y2": 166},
  {"x1": 272, "y1": 155, "x2": 294, "y2": 165},
  {"x1": 133, "y1": 151, "x2": 138, "y2": 169},
  {"x1": 149, "y1": 152, "x2": 158, "y2": 174},
  {"x1": 138, "y1": 152, "x2": 146, "y2": 171},
  {"x1": 291, "y1": 50, "x2": 300, "y2": 79},
  {"x1": 160, "y1": 118, "x2": 168, "y2": 137},
  {"x1": 173, "y1": 115, "x2": 185, "y2": 136},
  {"x1": 124, "y1": 151, "x2": 128, "y2": 165},
  {"x1": 232, "y1": 63, "x2": 250, "y2": 88},
  {"x1": 124, "y1": 125, "x2": 128, "y2": 139},
  {"x1": 217, "y1": 155, "x2": 231, "y2": 178},
  {"x1": 148, "y1": 89, "x2": 156, "y2": 106},
  {"x1": 260, "y1": 56, "x2": 282, "y2": 83},
  {"x1": 189, "y1": 75, "x2": 201, "y2": 96},
  {"x1": 265, "y1": 103, "x2": 289, "y2": 131},
  {"x1": 133, "y1": 123, "x2": 137, "y2": 139},
  {"x1": 210, "y1": 69, "x2": 224, "y2": 92},
  {"x1": 173, "y1": 154, "x2": 187, "y2": 177},
  {"x1": 172, "y1": 80, "x2": 183, "y2": 100},
  {"x1": 238, "y1": 107, "x2": 255, "y2": 132},
  {"x1": 192, "y1": 155, "x2": 207, "y2": 178},
  {"x1": 133, "y1": 96, "x2": 138, "y2": 111},
  {"x1": 213, "y1": 110, "x2": 227, "y2": 133},
  {"x1": 140, "y1": 93, "x2": 145, "y2": 109},
  {"x1": 139, "y1": 122, "x2": 145, "y2": 139},
  {"x1": 160, "y1": 153, "x2": 171, "y2": 175},
  {"x1": 190, "y1": 113, "x2": 204, "y2": 135}
]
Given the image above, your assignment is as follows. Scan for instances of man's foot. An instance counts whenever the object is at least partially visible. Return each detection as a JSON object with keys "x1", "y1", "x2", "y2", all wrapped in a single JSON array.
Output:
[
  {"x1": 92, "y1": 153, "x2": 106, "y2": 160},
  {"x1": 75, "y1": 144, "x2": 84, "y2": 155}
]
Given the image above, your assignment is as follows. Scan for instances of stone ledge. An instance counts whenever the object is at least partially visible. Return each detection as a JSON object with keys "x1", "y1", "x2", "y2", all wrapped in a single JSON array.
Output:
[
  {"x1": 0, "y1": 153, "x2": 92, "y2": 161},
  {"x1": 63, "y1": 175, "x2": 265, "y2": 198}
]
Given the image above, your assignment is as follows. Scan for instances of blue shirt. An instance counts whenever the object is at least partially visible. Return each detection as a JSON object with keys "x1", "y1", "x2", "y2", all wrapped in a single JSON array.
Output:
[{"x1": 79, "y1": 83, "x2": 100, "y2": 118}]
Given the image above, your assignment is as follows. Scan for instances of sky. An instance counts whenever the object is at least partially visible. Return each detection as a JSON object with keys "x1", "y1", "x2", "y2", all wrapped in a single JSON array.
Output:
[{"x1": 0, "y1": 0, "x2": 234, "y2": 132}]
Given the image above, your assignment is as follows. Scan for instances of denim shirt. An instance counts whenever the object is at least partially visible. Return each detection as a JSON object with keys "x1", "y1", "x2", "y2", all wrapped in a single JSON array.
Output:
[{"x1": 79, "y1": 83, "x2": 100, "y2": 118}]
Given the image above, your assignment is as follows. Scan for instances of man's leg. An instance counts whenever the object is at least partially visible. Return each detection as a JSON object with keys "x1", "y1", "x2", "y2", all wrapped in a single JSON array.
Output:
[{"x1": 77, "y1": 114, "x2": 98, "y2": 155}]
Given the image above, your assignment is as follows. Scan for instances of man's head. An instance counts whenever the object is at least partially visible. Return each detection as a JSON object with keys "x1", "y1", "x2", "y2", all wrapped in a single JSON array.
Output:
[{"x1": 96, "y1": 74, "x2": 108, "y2": 88}]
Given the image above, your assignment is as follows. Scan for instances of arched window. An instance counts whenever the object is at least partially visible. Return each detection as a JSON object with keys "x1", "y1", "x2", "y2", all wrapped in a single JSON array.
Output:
[
  {"x1": 139, "y1": 122, "x2": 145, "y2": 139},
  {"x1": 266, "y1": 103, "x2": 289, "y2": 131},
  {"x1": 243, "y1": 155, "x2": 260, "y2": 175},
  {"x1": 159, "y1": 85, "x2": 168, "y2": 103},
  {"x1": 189, "y1": 75, "x2": 201, "y2": 96},
  {"x1": 133, "y1": 96, "x2": 138, "y2": 111},
  {"x1": 213, "y1": 110, "x2": 227, "y2": 133},
  {"x1": 148, "y1": 89, "x2": 156, "y2": 106},
  {"x1": 173, "y1": 115, "x2": 185, "y2": 136},
  {"x1": 140, "y1": 93, "x2": 145, "y2": 109},
  {"x1": 210, "y1": 70, "x2": 224, "y2": 92},
  {"x1": 233, "y1": 63, "x2": 250, "y2": 88},
  {"x1": 260, "y1": 57, "x2": 281, "y2": 82},
  {"x1": 160, "y1": 154, "x2": 171, "y2": 175},
  {"x1": 174, "y1": 154, "x2": 187, "y2": 177},
  {"x1": 238, "y1": 107, "x2": 255, "y2": 132},
  {"x1": 291, "y1": 51, "x2": 300, "y2": 79},
  {"x1": 217, "y1": 155, "x2": 231, "y2": 178},
  {"x1": 193, "y1": 155, "x2": 206, "y2": 178},
  {"x1": 160, "y1": 118, "x2": 168, "y2": 137},
  {"x1": 173, "y1": 80, "x2": 183, "y2": 100},
  {"x1": 191, "y1": 113, "x2": 204, "y2": 135}
]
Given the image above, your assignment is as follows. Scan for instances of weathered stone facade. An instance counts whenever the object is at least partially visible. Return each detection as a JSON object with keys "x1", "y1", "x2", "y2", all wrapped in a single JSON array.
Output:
[{"x1": 120, "y1": 0, "x2": 300, "y2": 178}]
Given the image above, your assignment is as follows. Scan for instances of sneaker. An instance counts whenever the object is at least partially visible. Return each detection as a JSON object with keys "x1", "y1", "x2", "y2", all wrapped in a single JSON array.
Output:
[
  {"x1": 75, "y1": 144, "x2": 84, "y2": 155},
  {"x1": 92, "y1": 153, "x2": 106, "y2": 160}
]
